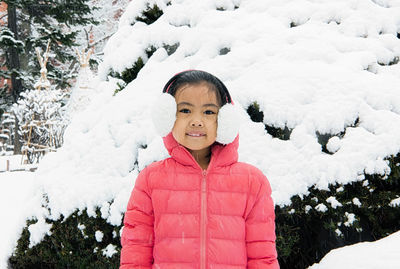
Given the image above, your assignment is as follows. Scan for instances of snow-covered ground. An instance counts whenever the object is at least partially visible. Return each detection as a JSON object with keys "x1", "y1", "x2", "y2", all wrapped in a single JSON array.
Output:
[
  {"x1": 0, "y1": 171, "x2": 38, "y2": 268},
  {"x1": 1, "y1": 0, "x2": 400, "y2": 268},
  {"x1": 309, "y1": 231, "x2": 400, "y2": 269},
  {"x1": 0, "y1": 155, "x2": 37, "y2": 172}
]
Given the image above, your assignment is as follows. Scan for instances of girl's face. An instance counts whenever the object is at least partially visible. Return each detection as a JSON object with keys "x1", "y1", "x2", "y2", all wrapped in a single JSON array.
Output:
[{"x1": 172, "y1": 83, "x2": 220, "y2": 153}]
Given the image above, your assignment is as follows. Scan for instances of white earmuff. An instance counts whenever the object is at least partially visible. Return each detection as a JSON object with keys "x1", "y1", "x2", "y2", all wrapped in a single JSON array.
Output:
[
  {"x1": 215, "y1": 103, "x2": 239, "y2": 144},
  {"x1": 151, "y1": 93, "x2": 177, "y2": 138}
]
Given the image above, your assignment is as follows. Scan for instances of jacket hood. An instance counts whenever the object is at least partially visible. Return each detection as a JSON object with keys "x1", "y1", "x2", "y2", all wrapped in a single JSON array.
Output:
[{"x1": 162, "y1": 132, "x2": 239, "y2": 170}]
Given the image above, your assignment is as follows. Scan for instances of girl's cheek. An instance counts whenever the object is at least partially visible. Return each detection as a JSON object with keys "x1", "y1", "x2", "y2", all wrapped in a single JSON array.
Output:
[{"x1": 206, "y1": 115, "x2": 218, "y2": 122}]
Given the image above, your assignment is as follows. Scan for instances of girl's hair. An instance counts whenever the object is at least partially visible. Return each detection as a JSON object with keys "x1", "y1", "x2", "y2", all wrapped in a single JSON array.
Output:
[{"x1": 163, "y1": 70, "x2": 232, "y2": 106}]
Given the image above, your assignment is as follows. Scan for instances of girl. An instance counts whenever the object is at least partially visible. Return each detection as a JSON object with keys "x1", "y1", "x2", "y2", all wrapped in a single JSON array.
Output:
[{"x1": 120, "y1": 70, "x2": 279, "y2": 269}]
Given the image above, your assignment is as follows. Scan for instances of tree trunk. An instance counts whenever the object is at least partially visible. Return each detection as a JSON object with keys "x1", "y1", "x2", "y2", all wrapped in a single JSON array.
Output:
[
  {"x1": 7, "y1": 4, "x2": 23, "y2": 154},
  {"x1": 13, "y1": 114, "x2": 22, "y2": 154},
  {"x1": 7, "y1": 3, "x2": 23, "y2": 103}
]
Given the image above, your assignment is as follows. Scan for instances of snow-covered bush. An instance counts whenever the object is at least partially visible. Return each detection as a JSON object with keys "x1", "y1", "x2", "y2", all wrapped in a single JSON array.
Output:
[
  {"x1": 106, "y1": 1, "x2": 165, "y2": 94},
  {"x1": 275, "y1": 153, "x2": 400, "y2": 268},
  {"x1": 247, "y1": 102, "x2": 400, "y2": 268},
  {"x1": 12, "y1": 89, "x2": 68, "y2": 162},
  {"x1": 6, "y1": 0, "x2": 400, "y2": 268},
  {"x1": 8, "y1": 206, "x2": 120, "y2": 268}
]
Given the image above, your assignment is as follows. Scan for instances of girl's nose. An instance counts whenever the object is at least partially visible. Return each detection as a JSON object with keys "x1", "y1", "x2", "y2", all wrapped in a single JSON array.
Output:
[{"x1": 190, "y1": 119, "x2": 204, "y2": 127}]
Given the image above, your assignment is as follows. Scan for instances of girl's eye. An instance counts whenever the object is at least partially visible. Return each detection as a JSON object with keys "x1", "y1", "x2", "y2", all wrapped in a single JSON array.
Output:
[
  {"x1": 204, "y1": 110, "x2": 216, "y2": 115},
  {"x1": 179, "y1": 108, "x2": 190, "y2": 113}
]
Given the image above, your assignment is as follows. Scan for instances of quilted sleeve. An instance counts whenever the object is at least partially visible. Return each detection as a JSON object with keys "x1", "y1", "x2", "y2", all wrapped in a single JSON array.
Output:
[
  {"x1": 245, "y1": 173, "x2": 279, "y2": 269},
  {"x1": 120, "y1": 168, "x2": 154, "y2": 269}
]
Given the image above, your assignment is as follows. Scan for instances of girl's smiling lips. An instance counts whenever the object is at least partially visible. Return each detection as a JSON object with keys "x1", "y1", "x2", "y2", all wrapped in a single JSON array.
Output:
[{"x1": 186, "y1": 131, "x2": 206, "y2": 137}]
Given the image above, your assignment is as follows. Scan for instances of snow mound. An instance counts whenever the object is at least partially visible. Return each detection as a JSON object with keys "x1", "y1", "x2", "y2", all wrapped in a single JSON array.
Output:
[
  {"x1": 309, "y1": 230, "x2": 400, "y2": 269},
  {"x1": 5, "y1": 0, "x2": 400, "y2": 263}
]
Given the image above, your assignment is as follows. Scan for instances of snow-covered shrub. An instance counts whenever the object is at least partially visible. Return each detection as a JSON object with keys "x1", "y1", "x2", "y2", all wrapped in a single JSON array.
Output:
[
  {"x1": 247, "y1": 102, "x2": 292, "y2": 140},
  {"x1": 8, "y1": 206, "x2": 120, "y2": 268},
  {"x1": 134, "y1": 1, "x2": 165, "y2": 25},
  {"x1": 12, "y1": 89, "x2": 68, "y2": 162},
  {"x1": 108, "y1": 57, "x2": 145, "y2": 94},
  {"x1": 6, "y1": 0, "x2": 400, "y2": 268},
  {"x1": 246, "y1": 103, "x2": 400, "y2": 268},
  {"x1": 106, "y1": 1, "x2": 166, "y2": 93},
  {"x1": 275, "y1": 153, "x2": 400, "y2": 269}
]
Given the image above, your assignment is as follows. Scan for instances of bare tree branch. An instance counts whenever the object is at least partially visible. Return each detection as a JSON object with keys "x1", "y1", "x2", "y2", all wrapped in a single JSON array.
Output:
[
  {"x1": 0, "y1": 13, "x2": 7, "y2": 21},
  {"x1": 89, "y1": 32, "x2": 115, "y2": 49}
]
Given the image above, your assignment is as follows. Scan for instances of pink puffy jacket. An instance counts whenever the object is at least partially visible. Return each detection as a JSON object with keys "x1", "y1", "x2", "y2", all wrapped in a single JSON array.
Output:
[{"x1": 120, "y1": 132, "x2": 279, "y2": 269}]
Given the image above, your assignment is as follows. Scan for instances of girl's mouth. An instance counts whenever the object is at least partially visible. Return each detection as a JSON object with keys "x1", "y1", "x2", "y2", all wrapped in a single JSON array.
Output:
[{"x1": 186, "y1": 132, "x2": 206, "y2": 137}]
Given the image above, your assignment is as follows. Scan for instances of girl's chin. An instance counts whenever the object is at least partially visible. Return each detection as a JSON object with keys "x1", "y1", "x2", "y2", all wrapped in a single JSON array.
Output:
[{"x1": 183, "y1": 143, "x2": 212, "y2": 152}]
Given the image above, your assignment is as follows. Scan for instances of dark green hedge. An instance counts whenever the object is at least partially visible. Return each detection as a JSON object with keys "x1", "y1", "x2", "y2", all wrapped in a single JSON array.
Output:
[
  {"x1": 9, "y1": 208, "x2": 121, "y2": 269},
  {"x1": 276, "y1": 153, "x2": 400, "y2": 268}
]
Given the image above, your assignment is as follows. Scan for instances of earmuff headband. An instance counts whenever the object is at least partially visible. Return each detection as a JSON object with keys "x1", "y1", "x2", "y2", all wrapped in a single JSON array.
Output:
[{"x1": 163, "y1": 70, "x2": 232, "y2": 104}]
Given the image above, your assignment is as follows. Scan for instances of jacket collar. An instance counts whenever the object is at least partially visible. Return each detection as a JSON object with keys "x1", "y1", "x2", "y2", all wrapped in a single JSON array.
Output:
[{"x1": 162, "y1": 132, "x2": 239, "y2": 171}]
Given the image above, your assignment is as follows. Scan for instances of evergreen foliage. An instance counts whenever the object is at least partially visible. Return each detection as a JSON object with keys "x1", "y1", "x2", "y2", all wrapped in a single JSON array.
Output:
[
  {"x1": 247, "y1": 102, "x2": 292, "y2": 140},
  {"x1": 378, "y1": 56, "x2": 399, "y2": 66},
  {"x1": 9, "y1": 207, "x2": 121, "y2": 269},
  {"x1": 276, "y1": 154, "x2": 400, "y2": 269},
  {"x1": 316, "y1": 118, "x2": 358, "y2": 154},
  {"x1": 106, "y1": 2, "x2": 180, "y2": 94},
  {"x1": 163, "y1": 42, "x2": 179, "y2": 56},
  {"x1": 134, "y1": 3, "x2": 163, "y2": 25},
  {"x1": 0, "y1": 86, "x2": 14, "y2": 116},
  {"x1": 109, "y1": 57, "x2": 145, "y2": 94},
  {"x1": 0, "y1": 0, "x2": 98, "y2": 105},
  {"x1": 0, "y1": 28, "x2": 24, "y2": 52},
  {"x1": 219, "y1": 47, "x2": 230, "y2": 55},
  {"x1": 145, "y1": 45, "x2": 157, "y2": 59},
  {"x1": 109, "y1": 42, "x2": 179, "y2": 94}
]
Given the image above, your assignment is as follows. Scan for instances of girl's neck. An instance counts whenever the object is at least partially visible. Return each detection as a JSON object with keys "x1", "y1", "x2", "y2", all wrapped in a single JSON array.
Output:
[{"x1": 188, "y1": 146, "x2": 211, "y2": 170}]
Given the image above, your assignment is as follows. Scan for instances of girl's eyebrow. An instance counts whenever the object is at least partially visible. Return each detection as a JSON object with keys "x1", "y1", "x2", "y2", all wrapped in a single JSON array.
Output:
[
  {"x1": 177, "y1": 102, "x2": 219, "y2": 108},
  {"x1": 177, "y1": 102, "x2": 194, "y2": 106},
  {"x1": 203, "y1": 103, "x2": 219, "y2": 108}
]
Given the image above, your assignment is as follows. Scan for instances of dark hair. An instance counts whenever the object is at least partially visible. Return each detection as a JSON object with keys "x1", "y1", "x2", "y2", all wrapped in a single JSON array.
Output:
[{"x1": 163, "y1": 70, "x2": 232, "y2": 106}]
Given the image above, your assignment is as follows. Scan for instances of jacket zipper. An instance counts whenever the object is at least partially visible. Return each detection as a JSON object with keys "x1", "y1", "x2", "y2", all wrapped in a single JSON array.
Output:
[{"x1": 200, "y1": 169, "x2": 207, "y2": 269}]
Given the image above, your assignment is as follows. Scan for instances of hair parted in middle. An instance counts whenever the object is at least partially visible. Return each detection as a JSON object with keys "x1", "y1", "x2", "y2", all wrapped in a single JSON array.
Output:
[{"x1": 163, "y1": 70, "x2": 232, "y2": 106}]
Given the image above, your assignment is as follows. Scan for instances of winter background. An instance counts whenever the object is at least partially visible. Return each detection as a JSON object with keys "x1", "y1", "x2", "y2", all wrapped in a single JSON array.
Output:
[{"x1": 2, "y1": 0, "x2": 400, "y2": 268}]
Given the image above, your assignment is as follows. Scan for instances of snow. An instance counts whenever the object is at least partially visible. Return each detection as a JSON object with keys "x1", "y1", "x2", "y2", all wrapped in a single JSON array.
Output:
[
  {"x1": 0, "y1": 35, "x2": 24, "y2": 47},
  {"x1": 95, "y1": 231, "x2": 104, "y2": 242},
  {"x1": 77, "y1": 223, "x2": 86, "y2": 232},
  {"x1": 0, "y1": 155, "x2": 38, "y2": 172},
  {"x1": 305, "y1": 205, "x2": 312, "y2": 213},
  {"x1": 315, "y1": 203, "x2": 328, "y2": 213},
  {"x1": 336, "y1": 186, "x2": 344, "y2": 192},
  {"x1": 334, "y1": 229, "x2": 342, "y2": 237},
  {"x1": 309, "y1": 231, "x2": 400, "y2": 269},
  {"x1": 28, "y1": 218, "x2": 52, "y2": 248},
  {"x1": 0, "y1": 171, "x2": 40, "y2": 267},
  {"x1": 389, "y1": 197, "x2": 400, "y2": 207},
  {"x1": 326, "y1": 196, "x2": 342, "y2": 209},
  {"x1": 66, "y1": 67, "x2": 97, "y2": 114},
  {"x1": 353, "y1": 197, "x2": 362, "y2": 207},
  {"x1": 1, "y1": 0, "x2": 400, "y2": 268},
  {"x1": 343, "y1": 212, "x2": 356, "y2": 227},
  {"x1": 102, "y1": 244, "x2": 118, "y2": 258}
]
